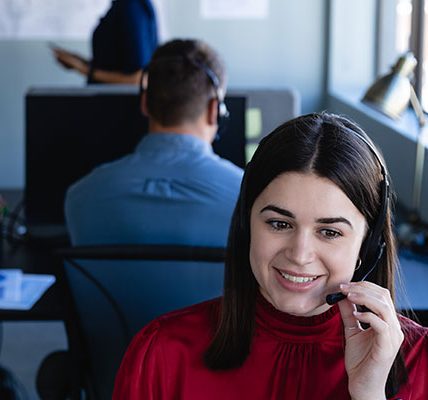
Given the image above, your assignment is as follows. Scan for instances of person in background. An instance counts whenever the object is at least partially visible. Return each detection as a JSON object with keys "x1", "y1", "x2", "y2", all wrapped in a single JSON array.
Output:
[
  {"x1": 51, "y1": 0, "x2": 158, "y2": 84},
  {"x1": 65, "y1": 38, "x2": 243, "y2": 246},
  {"x1": 113, "y1": 112, "x2": 428, "y2": 399}
]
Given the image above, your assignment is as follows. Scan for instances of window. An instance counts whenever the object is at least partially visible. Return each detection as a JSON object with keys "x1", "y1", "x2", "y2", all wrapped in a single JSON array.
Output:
[
  {"x1": 396, "y1": 0, "x2": 412, "y2": 53},
  {"x1": 395, "y1": 0, "x2": 428, "y2": 111}
]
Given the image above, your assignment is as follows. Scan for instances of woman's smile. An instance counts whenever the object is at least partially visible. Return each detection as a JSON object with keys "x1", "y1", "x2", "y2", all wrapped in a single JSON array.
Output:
[{"x1": 275, "y1": 267, "x2": 320, "y2": 284}]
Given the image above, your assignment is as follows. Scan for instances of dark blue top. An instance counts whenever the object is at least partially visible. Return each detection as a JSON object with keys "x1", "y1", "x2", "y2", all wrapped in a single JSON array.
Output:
[{"x1": 89, "y1": 0, "x2": 158, "y2": 82}]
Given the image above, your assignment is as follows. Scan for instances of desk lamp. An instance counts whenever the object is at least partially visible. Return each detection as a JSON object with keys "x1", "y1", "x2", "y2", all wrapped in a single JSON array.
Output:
[{"x1": 362, "y1": 52, "x2": 428, "y2": 251}]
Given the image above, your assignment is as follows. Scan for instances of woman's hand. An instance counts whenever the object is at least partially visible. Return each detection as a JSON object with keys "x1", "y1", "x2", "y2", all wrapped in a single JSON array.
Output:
[
  {"x1": 338, "y1": 281, "x2": 404, "y2": 400},
  {"x1": 51, "y1": 47, "x2": 90, "y2": 76}
]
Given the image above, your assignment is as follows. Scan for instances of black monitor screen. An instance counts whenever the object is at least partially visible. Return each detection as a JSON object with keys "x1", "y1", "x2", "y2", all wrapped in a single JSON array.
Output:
[{"x1": 25, "y1": 86, "x2": 246, "y2": 227}]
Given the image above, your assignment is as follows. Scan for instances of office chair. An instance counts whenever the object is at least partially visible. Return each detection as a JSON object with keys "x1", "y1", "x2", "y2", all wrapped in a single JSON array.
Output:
[{"x1": 58, "y1": 244, "x2": 226, "y2": 400}]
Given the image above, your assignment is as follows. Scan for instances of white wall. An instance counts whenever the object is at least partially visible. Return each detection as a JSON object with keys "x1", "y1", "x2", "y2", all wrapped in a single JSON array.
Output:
[
  {"x1": 0, "y1": 0, "x2": 327, "y2": 189},
  {"x1": 327, "y1": 0, "x2": 377, "y2": 92},
  {"x1": 164, "y1": 0, "x2": 326, "y2": 112},
  {"x1": 0, "y1": 40, "x2": 89, "y2": 188}
]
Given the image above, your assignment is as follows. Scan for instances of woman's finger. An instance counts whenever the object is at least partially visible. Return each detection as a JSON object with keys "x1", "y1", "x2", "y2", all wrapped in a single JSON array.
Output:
[
  {"x1": 340, "y1": 283, "x2": 398, "y2": 326},
  {"x1": 352, "y1": 309, "x2": 404, "y2": 350},
  {"x1": 338, "y1": 298, "x2": 362, "y2": 339}
]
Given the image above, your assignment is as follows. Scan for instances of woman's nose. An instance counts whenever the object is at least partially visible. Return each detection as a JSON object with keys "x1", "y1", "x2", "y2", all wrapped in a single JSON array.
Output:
[{"x1": 284, "y1": 231, "x2": 315, "y2": 266}]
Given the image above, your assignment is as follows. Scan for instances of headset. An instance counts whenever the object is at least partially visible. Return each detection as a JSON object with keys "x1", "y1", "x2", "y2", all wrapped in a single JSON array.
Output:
[
  {"x1": 193, "y1": 60, "x2": 230, "y2": 131},
  {"x1": 326, "y1": 129, "x2": 390, "y2": 305},
  {"x1": 139, "y1": 56, "x2": 229, "y2": 132}
]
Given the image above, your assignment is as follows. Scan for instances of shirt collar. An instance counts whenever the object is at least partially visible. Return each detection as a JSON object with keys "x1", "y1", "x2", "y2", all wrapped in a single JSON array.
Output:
[{"x1": 137, "y1": 132, "x2": 213, "y2": 155}]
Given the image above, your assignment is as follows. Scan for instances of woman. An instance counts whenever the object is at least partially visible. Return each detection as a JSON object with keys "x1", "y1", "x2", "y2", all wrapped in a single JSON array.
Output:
[
  {"x1": 113, "y1": 113, "x2": 428, "y2": 399},
  {"x1": 51, "y1": 0, "x2": 158, "y2": 84}
]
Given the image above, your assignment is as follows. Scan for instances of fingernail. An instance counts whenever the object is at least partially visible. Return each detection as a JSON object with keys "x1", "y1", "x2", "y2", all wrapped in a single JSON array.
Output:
[{"x1": 340, "y1": 283, "x2": 350, "y2": 290}]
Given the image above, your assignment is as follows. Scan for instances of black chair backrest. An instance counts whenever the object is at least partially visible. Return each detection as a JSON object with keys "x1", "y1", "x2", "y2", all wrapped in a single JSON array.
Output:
[{"x1": 59, "y1": 244, "x2": 226, "y2": 400}]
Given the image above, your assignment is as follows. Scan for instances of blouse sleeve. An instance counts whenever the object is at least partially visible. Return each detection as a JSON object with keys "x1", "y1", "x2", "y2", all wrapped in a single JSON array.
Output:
[
  {"x1": 408, "y1": 329, "x2": 428, "y2": 398},
  {"x1": 398, "y1": 318, "x2": 428, "y2": 399},
  {"x1": 113, "y1": 320, "x2": 167, "y2": 400}
]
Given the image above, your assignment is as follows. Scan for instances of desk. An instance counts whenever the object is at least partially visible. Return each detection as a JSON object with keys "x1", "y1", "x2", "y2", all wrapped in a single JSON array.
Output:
[
  {"x1": 0, "y1": 188, "x2": 65, "y2": 320},
  {"x1": 0, "y1": 238, "x2": 65, "y2": 320},
  {"x1": 397, "y1": 249, "x2": 428, "y2": 325}
]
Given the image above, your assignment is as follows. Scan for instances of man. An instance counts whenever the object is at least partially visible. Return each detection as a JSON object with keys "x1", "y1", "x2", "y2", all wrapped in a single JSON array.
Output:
[{"x1": 65, "y1": 39, "x2": 243, "y2": 246}]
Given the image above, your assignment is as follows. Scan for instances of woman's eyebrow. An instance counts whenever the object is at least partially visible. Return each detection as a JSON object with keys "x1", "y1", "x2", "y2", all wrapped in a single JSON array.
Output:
[
  {"x1": 260, "y1": 205, "x2": 295, "y2": 218},
  {"x1": 316, "y1": 217, "x2": 353, "y2": 228},
  {"x1": 260, "y1": 205, "x2": 353, "y2": 228}
]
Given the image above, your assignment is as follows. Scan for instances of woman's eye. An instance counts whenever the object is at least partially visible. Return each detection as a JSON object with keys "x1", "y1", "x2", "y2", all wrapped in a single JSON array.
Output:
[
  {"x1": 268, "y1": 220, "x2": 291, "y2": 231},
  {"x1": 320, "y1": 229, "x2": 342, "y2": 239}
]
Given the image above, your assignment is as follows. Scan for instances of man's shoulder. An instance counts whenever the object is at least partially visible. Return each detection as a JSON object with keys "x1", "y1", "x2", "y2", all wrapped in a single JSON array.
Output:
[
  {"x1": 66, "y1": 154, "x2": 134, "y2": 196},
  {"x1": 213, "y1": 156, "x2": 244, "y2": 176},
  {"x1": 199, "y1": 153, "x2": 244, "y2": 183}
]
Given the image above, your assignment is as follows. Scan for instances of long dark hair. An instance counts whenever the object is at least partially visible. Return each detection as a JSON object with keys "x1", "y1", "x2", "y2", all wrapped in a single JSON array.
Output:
[{"x1": 205, "y1": 112, "x2": 406, "y2": 397}]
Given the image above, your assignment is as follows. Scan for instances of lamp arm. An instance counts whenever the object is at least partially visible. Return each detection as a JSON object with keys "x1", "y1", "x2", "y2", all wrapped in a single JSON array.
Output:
[
  {"x1": 413, "y1": 132, "x2": 425, "y2": 214},
  {"x1": 408, "y1": 85, "x2": 427, "y2": 215},
  {"x1": 409, "y1": 85, "x2": 426, "y2": 127}
]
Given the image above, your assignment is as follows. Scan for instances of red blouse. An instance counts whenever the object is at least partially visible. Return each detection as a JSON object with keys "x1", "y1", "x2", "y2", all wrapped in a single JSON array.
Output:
[{"x1": 113, "y1": 296, "x2": 428, "y2": 399}]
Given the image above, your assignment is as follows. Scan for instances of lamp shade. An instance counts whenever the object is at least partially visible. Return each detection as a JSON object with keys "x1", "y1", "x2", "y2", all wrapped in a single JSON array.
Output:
[{"x1": 362, "y1": 52, "x2": 417, "y2": 119}]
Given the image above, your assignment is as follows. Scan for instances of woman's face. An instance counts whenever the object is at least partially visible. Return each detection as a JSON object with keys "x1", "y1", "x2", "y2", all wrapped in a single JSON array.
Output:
[{"x1": 249, "y1": 172, "x2": 367, "y2": 316}]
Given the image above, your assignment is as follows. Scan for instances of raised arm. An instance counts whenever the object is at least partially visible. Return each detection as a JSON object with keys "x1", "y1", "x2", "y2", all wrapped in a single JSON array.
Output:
[{"x1": 338, "y1": 281, "x2": 404, "y2": 400}]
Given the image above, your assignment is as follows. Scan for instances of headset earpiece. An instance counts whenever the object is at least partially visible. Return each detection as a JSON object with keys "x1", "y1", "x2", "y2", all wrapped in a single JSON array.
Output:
[{"x1": 191, "y1": 60, "x2": 229, "y2": 131}]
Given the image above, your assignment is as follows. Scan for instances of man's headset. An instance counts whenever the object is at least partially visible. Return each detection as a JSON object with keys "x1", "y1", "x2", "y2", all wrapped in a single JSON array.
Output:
[
  {"x1": 139, "y1": 56, "x2": 229, "y2": 130},
  {"x1": 326, "y1": 129, "x2": 390, "y2": 305}
]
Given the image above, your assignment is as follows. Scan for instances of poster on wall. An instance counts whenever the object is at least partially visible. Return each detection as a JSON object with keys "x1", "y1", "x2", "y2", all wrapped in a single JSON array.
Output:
[
  {"x1": 0, "y1": 0, "x2": 167, "y2": 39},
  {"x1": 200, "y1": 0, "x2": 269, "y2": 19},
  {"x1": 0, "y1": 0, "x2": 110, "y2": 38}
]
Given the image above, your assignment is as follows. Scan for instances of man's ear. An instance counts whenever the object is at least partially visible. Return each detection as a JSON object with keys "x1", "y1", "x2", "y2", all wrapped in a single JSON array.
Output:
[
  {"x1": 207, "y1": 98, "x2": 218, "y2": 126},
  {"x1": 140, "y1": 91, "x2": 149, "y2": 117}
]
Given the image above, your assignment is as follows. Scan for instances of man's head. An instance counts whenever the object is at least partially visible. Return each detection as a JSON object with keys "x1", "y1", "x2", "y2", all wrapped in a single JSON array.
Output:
[{"x1": 142, "y1": 39, "x2": 227, "y2": 133}]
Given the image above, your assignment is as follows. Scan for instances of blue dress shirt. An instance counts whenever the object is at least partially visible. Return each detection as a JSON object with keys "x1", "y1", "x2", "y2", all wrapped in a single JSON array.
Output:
[{"x1": 65, "y1": 133, "x2": 243, "y2": 246}]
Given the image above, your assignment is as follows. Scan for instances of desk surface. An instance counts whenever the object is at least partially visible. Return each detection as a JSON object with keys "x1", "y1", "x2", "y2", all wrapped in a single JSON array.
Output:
[
  {"x1": 0, "y1": 238, "x2": 65, "y2": 320},
  {"x1": 397, "y1": 250, "x2": 428, "y2": 311}
]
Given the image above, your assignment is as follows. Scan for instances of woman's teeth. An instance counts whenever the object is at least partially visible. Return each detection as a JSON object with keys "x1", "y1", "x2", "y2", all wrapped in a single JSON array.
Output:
[{"x1": 279, "y1": 271, "x2": 317, "y2": 283}]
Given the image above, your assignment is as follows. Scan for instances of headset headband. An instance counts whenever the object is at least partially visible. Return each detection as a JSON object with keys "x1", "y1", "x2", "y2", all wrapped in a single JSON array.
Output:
[{"x1": 354, "y1": 136, "x2": 389, "y2": 285}]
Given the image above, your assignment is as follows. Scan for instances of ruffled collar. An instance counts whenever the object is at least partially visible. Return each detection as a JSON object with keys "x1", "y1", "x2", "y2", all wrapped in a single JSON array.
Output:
[{"x1": 255, "y1": 292, "x2": 344, "y2": 343}]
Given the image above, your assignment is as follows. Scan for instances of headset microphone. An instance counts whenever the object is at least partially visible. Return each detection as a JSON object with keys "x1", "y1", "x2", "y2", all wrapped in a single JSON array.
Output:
[{"x1": 325, "y1": 129, "x2": 390, "y2": 305}]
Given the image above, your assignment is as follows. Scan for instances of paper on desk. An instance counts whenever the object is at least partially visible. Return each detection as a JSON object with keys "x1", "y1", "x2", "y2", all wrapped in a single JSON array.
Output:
[{"x1": 0, "y1": 269, "x2": 55, "y2": 310}]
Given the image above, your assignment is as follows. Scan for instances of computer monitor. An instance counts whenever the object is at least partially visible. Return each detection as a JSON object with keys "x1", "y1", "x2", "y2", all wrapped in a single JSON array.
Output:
[{"x1": 25, "y1": 86, "x2": 246, "y2": 231}]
